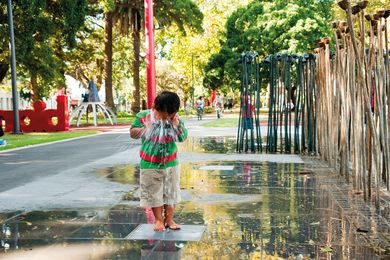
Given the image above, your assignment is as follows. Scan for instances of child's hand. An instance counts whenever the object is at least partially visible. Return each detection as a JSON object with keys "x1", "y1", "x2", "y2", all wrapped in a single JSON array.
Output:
[
  {"x1": 143, "y1": 114, "x2": 152, "y2": 128},
  {"x1": 140, "y1": 114, "x2": 153, "y2": 136},
  {"x1": 171, "y1": 115, "x2": 181, "y2": 128}
]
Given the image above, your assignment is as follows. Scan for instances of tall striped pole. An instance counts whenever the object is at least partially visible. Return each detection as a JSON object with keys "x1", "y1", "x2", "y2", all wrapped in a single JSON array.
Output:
[{"x1": 145, "y1": 0, "x2": 156, "y2": 108}]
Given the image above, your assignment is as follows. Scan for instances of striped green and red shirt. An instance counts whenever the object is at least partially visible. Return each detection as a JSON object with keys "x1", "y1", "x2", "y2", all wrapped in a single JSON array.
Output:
[{"x1": 131, "y1": 110, "x2": 188, "y2": 169}]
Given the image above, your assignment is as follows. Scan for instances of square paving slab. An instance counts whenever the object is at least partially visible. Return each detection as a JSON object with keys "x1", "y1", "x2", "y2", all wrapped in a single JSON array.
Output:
[{"x1": 125, "y1": 224, "x2": 206, "y2": 241}]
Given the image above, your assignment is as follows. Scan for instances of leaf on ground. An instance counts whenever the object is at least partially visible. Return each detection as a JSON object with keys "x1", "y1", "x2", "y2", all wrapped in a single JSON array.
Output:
[
  {"x1": 320, "y1": 246, "x2": 333, "y2": 253},
  {"x1": 356, "y1": 227, "x2": 369, "y2": 233}
]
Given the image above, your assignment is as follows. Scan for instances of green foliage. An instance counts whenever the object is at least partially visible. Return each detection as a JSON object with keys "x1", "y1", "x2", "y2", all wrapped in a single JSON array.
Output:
[
  {"x1": 155, "y1": 0, "x2": 204, "y2": 34},
  {"x1": 203, "y1": 0, "x2": 333, "y2": 92},
  {"x1": 64, "y1": 19, "x2": 105, "y2": 87},
  {"x1": 116, "y1": 111, "x2": 134, "y2": 117},
  {"x1": 156, "y1": 60, "x2": 186, "y2": 96},
  {"x1": 101, "y1": 0, "x2": 116, "y2": 12},
  {"x1": 160, "y1": 0, "x2": 249, "y2": 102},
  {"x1": 203, "y1": 106, "x2": 214, "y2": 114},
  {"x1": 0, "y1": 0, "x2": 89, "y2": 98},
  {"x1": 204, "y1": 46, "x2": 236, "y2": 90}
]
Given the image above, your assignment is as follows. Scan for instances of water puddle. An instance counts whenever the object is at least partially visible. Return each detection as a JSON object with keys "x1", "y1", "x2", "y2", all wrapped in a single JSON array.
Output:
[
  {"x1": 0, "y1": 162, "x2": 385, "y2": 259},
  {"x1": 95, "y1": 164, "x2": 139, "y2": 185},
  {"x1": 179, "y1": 136, "x2": 304, "y2": 155},
  {"x1": 179, "y1": 137, "x2": 237, "y2": 153}
]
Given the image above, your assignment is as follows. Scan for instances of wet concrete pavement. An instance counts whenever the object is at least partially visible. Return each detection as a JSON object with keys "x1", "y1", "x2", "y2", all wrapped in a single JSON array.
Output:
[{"x1": 0, "y1": 116, "x2": 389, "y2": 259}]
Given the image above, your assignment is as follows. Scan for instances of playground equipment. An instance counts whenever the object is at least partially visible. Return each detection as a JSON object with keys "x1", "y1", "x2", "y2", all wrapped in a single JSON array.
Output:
[
  {"x1": 69, "y1": 102, "x2": 117, "y2": 127},
  {"x1": 0, "y1": 95, "x2": 69, "y2": 132},
  {"x1": 69, "y1": 80, "x2": 117, "y2": 127}
]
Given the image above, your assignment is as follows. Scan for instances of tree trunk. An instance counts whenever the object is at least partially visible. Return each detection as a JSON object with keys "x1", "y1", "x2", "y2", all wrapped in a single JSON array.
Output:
[
  {"x1": 31, "y1": 73, "x2": 39, "y2": 104},
  {"x1": 104, "y1": 11, "x2": 114, "y2": 109},
  {"x1": 0, "y1": 62, "x2": 9, "y2": 84},
  {"x1": 131, "y1": 8, "x2": 141, "y2": 113}
]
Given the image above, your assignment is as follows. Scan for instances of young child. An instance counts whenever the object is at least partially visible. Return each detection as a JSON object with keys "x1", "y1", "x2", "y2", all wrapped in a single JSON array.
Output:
[{"x1": 130, "y1": 91, "x2": 188, "y2": 231}]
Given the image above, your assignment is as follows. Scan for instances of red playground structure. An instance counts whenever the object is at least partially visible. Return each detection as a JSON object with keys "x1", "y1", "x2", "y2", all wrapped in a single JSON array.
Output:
[{"x1": 0, "y1": 95, "x2": 69, "y2": 132}]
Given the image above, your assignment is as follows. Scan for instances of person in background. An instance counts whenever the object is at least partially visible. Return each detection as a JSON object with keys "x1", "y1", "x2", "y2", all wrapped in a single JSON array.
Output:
[
  {"x1": 196, "y1": 96, "x2": 204, "y2": 120},
  {"x1": 213, "y1": 93, "x2": 223, "y2": 119},
  {"x1": 242, "y1": 96, "x2": 254, "y2": 132}
]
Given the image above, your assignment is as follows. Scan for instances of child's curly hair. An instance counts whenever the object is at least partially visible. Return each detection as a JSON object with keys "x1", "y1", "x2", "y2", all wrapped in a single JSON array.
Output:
[{"x1": 154, "y1": 91, "x2": 180, "y2": 114}]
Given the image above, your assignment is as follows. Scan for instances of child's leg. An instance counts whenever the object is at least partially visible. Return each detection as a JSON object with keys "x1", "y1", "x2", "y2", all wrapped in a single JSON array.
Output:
[
  {"x1": 163, "y1": 165, "x2": 181, "y2": 230},
  {"x1": 152, "y1": 206, "x2": 165, "y2": 231},
  {"x1": 140, "y1": 168, "x2": 165, "y2": 231},
  {"x1": 164, "y1": 204, "x2": 180, "y2": 230}
]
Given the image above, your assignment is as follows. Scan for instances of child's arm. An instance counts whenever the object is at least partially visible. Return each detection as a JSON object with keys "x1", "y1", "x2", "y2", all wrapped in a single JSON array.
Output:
[
  {"x1": 130, "y1": 126, "x2": 146, "y2": 139},
  {"x1": 130, "y1": 112, "x2": 150, "y2": 139},
  {"x1": 177, "y1": 120, "x2": 188, "y2": 142},
  {"x1": 172, "y1": 117, "x2": 188, "y2": 142}
]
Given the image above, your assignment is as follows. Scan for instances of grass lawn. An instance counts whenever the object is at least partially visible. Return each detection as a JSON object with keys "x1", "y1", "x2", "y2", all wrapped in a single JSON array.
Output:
[
  {"x1": 70, "y1": 116, "x2": 135, "y2": 126},
  {"x1": 0, "y1": 131, "x2": 98, "y2": 151},
  {"x1": 201, "y1": 117, "x2": 239, "y2": 127}
]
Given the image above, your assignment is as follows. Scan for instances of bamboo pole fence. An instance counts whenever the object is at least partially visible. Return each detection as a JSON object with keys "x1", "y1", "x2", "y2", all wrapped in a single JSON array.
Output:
[{"x1": 315, "y1": 1, "x2": 389, "y2": 207}]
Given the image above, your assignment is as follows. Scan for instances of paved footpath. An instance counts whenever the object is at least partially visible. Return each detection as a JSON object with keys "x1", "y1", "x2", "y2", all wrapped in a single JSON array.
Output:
[{"x1": 0, "y1": 126, "x2": 136, "y2": 192}]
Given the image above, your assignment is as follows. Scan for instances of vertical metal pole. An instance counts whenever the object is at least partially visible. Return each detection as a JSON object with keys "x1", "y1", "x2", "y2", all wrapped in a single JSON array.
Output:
[
  {"x1": 192, "y1": 54, "x2": 195, "y2": 108},
  {"x1": 237, "y1": 54, "x2": 245, "y2": 152},
  {"x1": 145, "y1": 0, "x2": 156, "y2": 108},
  {"x1": 7, "y1": 0, "x2": 21, "y2": 134}
]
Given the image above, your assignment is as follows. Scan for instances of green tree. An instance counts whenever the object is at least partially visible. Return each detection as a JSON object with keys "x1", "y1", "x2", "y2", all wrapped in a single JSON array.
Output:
[
  {"x1": 155, "y1": 60, "x2": 187, "y2": 98},
  {"x1": 64, "y1": 13, "x2": 105, "y2": 88},
  {"x1": 0, "y1": 0, "x2": 88, "y2": 102},
  {"x1": 61, "y1": 0, "x2": 202, "y2": 112},
  {"x1": 204, "y1": 0, "x2": 333, "y2": 92},
  {"x1": 104, "y1": 0, "x2": 203, "y2": 113},
  {"x1": 65, "y1": 3, "x2": 133, "y2": 100},
  {"x1": 162, "y1": 0, "x2": 250, "y2": 103}
]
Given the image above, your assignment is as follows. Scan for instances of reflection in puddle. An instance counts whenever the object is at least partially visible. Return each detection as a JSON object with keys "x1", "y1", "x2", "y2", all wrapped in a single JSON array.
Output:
[
  {"x1": 95, "y1": 165, "x2": 139, "y2": 185},
  {"x1": 180, "y1": 136, "x2": 303, "y2": 154},
  {"x1": 0, "y1": 162, "x2": 384, "y2": 259},
  {"x1": 179, "y1": 137, "x2": 237, "y2": 153}
]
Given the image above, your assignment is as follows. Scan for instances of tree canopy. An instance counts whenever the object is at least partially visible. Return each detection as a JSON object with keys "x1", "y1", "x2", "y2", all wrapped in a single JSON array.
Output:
[
  {"x1": 203, "y1": 0, "x2": 333, "y2": 91},
  {"x1": 157, "y1": 0, "x2": 249, "y2": 102},
  {"x1": 97, "y1": 0, "x2": 203, "y2": 112},
  {"x1": 4, "y1": 0, "x2": 380, "y2": 111},
  {"x1": 0, "y1": 0, "x2": 88, "y2": 101}
]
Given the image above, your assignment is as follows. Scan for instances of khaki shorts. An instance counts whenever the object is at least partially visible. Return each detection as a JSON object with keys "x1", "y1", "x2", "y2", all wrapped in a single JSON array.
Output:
[{"x1": 139, "y1": 165, "x2": 181, "y2": 208}]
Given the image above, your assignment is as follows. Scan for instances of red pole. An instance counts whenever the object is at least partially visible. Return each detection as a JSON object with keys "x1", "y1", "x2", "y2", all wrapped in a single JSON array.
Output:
[{"x1": 145, "y1": 0, "x2": 156, "y2": 108}]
